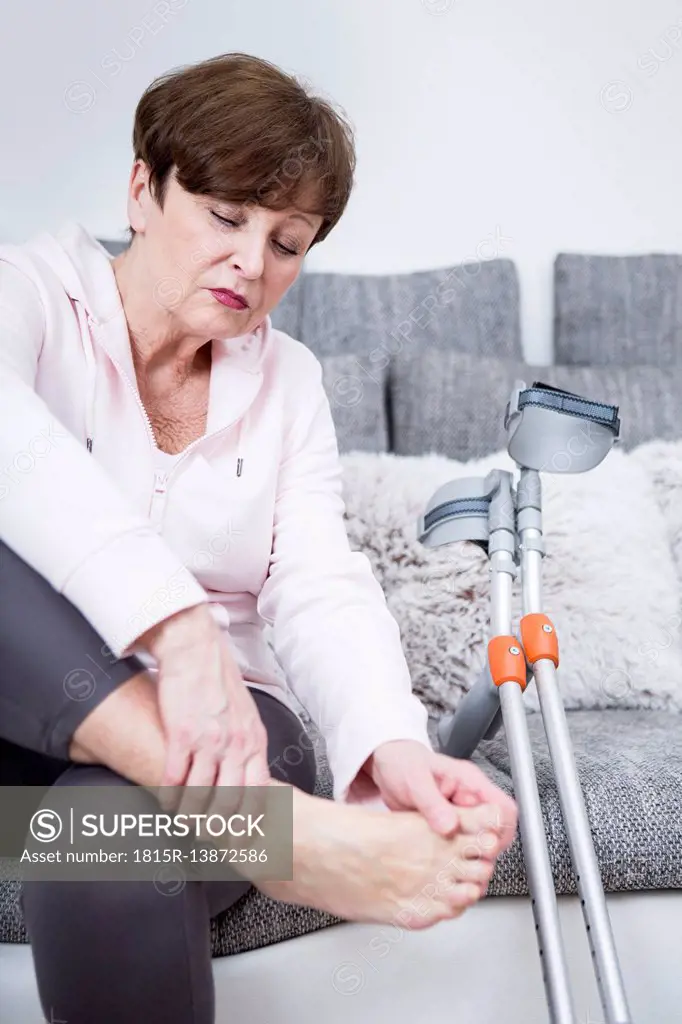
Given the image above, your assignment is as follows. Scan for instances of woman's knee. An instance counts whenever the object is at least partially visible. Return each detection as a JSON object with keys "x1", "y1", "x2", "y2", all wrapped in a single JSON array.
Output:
[{"x1": 21, "y1": 762, "x2": 202, "y2": 929}]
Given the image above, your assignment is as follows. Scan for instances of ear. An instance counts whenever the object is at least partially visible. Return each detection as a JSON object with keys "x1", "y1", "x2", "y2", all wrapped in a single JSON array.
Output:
[{"x1": 127, "y1": 159, "x2": 151, "y2": 233}]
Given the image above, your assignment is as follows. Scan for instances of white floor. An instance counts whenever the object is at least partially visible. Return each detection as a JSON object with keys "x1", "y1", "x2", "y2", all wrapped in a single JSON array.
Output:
[{"x1": 2, "y1": 891, "x2": 681, "y2": 1023}]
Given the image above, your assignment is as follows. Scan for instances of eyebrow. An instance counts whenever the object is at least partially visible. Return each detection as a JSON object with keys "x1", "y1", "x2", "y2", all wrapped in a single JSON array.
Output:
[{"x1": 288, "y1": 212, "x2": 317, "y2": 229}]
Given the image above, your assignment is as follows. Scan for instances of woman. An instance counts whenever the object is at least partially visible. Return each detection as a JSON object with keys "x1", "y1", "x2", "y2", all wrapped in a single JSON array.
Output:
[{"x1": 0, "y1": 52, "x2": 517, "y2": 1023}]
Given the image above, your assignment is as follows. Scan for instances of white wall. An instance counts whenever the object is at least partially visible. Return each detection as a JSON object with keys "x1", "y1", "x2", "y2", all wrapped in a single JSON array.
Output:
[{"x1": 2, "y1": 0, "x2": 682, "y2": 362}]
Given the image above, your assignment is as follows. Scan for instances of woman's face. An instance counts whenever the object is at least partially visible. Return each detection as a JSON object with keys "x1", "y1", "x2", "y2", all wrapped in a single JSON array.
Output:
[{"x1": 125, "y1": 162, "x2": 323, "y2": 340}]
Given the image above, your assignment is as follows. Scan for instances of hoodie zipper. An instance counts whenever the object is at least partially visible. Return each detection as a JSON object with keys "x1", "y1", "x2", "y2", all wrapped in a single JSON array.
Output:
[{"x1": 85, "y1": 314, "x2": 245, "y2": 528}]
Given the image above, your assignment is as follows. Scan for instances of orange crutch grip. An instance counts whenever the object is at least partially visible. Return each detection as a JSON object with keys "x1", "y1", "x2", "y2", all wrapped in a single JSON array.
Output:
[
  {"x1": 520, "y1": 613, "x2": 559, "y2": 667},
  {"x1": 488, "y1": 635, "x2": 527, "y2": 691}
]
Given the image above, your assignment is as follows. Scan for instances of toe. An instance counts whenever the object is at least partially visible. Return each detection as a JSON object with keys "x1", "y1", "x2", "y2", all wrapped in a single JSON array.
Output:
[
  {"x1": 452, "y1": 854, "x2": 495, "y2": 888},
  {"x1": 457, "y1": 803, "x2": 505, "y2": 836},
  {"x1": 444, "y1": 882, "x2": 481, "y2": 915},
  {"x1": 462, "y1": 829, "x2": 503, "y2": 861},
  {"x1": 457, "y1": 802, "x2": 518, "y2": 851}
]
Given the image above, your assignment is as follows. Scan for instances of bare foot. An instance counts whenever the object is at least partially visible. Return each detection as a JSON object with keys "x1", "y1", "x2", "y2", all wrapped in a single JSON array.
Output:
[{"x1": 257, "y1": 784, "x2": 509, "y2": 930}]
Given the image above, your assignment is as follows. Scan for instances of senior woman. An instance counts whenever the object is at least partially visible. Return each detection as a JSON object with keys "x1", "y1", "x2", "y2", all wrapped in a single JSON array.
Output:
[{"x1": 0, "y1": 52, "x2": 517, "y2": 1024}]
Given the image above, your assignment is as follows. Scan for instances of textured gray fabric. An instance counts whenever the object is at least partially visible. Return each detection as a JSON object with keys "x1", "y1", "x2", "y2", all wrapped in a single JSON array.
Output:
[
  {"x1": 475, "y1": 708, "x2": 682, "y2": 897},
  {"x1": 97, "y1": 238, "x2": 128, "y2": 256},
  {"x1": 297, "y1": 260, "x2": 522, "y2": 361},
  {"x1": 3, "y1": 708, "x2": 680, "y2": 953},
  {"x1": 269, "y1": 274, "x2": 304, "y2": 340},
  {"x1": 391, "y1": 347, "x2": 682, "y2": 459},
  {"x1": 320, "y1": 352, "x2": 388, "y2": 453},
  {"x1": 554, "y1": 253, "x2": 682, "y2": 366}
]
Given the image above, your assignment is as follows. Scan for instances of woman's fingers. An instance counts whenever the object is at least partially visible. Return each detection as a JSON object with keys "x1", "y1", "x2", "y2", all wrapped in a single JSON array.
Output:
[
  {"x1": 433, "y1": 755, "x2": 518, "y2": 845},
  {"x1": 434, "y1": 755, "x2": 501, "y2": 802},
  {"x1": 242, "y1": 744, "x2": 271, "y2": 789},
  {"x1": 176, "y1": 748, "x2": 220, "y2": 818},
  {"x1": 240, "y1": 748, "x2": 271, "y2": 831},
  {"x1": 153, "y1": 627, "x2": 272, "y2": 841},
  {"x1": 158, "y1": 733, "x2": 192, "y2": 812}
]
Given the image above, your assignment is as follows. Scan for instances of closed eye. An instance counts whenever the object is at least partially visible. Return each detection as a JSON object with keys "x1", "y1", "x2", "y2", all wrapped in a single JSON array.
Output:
[
  {"x1": 211, "y1": 211, "x2": 239, "y2": 228},
  {"x1": 211, "y1": 210, "x2": 301, "y2": 256}
]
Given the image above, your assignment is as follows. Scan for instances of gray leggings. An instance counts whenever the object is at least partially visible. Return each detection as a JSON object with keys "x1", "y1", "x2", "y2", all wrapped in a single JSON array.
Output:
[{"x1": 0, "y1": 538, "x2": 318, "y2": 1024}]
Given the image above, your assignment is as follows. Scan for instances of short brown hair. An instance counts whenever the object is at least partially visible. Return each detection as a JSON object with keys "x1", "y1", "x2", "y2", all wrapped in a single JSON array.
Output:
[{"x1": 127, "y1": 52, "x2": 356, "y2": 249}]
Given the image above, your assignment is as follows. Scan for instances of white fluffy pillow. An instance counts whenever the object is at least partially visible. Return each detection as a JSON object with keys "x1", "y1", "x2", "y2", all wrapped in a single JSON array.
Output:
[
  {"x1": 340, "y1": 446, "x2": 682, "y2": 715},
  {"x1": 631, "y1": 438, "x2": 682, "y2": 583}
]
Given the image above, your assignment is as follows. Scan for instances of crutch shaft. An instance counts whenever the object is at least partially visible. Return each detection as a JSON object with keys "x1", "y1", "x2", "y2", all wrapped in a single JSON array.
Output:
[
  {"x1": 499, "y1": 682, "x2": 577, "y2": 1023},
  {"x1": 520, "y1": 504, "x2": 633, "y2": 1023},
  {"x1": 489, "y1": 545, "x2": 577, "y2": 1022},
  {"x1": 534, "y1": 662, "x2": 632, "y2": 1023}
]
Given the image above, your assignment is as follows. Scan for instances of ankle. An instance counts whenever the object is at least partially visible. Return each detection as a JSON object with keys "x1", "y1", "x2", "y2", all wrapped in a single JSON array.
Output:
[{"x1": 68, "y1": 670, "x2": 167, "y2": 790}]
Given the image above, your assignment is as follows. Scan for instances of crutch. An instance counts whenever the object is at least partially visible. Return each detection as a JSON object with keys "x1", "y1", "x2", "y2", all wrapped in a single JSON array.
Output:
[{"x1": 416, "y1": 380, "x2": 633, "y2": 1024}]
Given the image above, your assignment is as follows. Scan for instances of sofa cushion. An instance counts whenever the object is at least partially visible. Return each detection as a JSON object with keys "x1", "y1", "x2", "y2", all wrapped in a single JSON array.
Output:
[
  {"x1": 480, "y1": 708, "x2": 682, "y2": 897},
  {"x1": 554, "y1": 253, "x2": 682, "y2": 366},
  {"x1": 390, "y1": 347, "x2": 682, "y2": 459},
  {"x1": 320, "y1": 352, "x2": 388, "y2": 453},
  {"x1": 297, "y1": 259, "x2": 522, "y2": 361}
]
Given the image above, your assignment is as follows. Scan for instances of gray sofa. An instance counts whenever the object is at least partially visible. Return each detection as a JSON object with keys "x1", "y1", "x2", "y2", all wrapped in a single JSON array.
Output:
[{"x1": 2, "y1": 246, "x2": 681, "y2": 1021}]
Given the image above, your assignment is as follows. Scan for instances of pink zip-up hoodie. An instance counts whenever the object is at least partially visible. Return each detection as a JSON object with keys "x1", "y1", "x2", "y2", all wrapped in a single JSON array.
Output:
[{"x1": 0, "y1": 221, "x2": 433, "y2": 806}]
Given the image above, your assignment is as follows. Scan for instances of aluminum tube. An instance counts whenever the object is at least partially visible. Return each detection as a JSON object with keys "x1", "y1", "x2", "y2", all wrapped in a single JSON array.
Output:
[
  {"x1": 490, "y1": 547, "x2": 576, "y2": 1023},
  {"x1": 520, "y1": 528, "x2": 632, "y2": 1022}
]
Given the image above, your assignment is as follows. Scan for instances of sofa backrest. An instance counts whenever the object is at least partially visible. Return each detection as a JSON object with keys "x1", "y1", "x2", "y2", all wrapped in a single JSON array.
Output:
[
  {"x1": 554, "y1": 253, "x2": 682, "y2": 365},
  {"x1": 272, "y1": 259, "x2": 522, "y2": 361}
]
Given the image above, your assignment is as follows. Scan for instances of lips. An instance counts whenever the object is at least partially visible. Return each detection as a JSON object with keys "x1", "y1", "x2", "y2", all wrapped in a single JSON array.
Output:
[{"x1": 209, "y1": 289, "x2": 249, "y2": 310}]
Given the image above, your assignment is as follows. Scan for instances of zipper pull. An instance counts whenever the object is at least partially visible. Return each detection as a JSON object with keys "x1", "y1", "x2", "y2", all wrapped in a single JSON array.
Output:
[
  {"x1": 236, "y1": 457, "x2": 243, "y2": 478},
  {"x1": 149, "y1": 470, "x2": 168, "y2": 528}
]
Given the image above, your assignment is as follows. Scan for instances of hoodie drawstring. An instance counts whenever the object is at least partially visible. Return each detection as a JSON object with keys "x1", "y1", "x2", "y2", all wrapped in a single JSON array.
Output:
[
  {"x1": 73, "y1": 298, "x2": 97, "y2": 454},
  {"x1": 236, "y1": 409, "x2": 247, "y2": 477}
]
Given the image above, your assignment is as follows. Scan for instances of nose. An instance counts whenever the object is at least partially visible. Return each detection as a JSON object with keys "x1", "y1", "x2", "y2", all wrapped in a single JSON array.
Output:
[{"x1": 229, "y1": 233, "x2": 266, "y2": 280}]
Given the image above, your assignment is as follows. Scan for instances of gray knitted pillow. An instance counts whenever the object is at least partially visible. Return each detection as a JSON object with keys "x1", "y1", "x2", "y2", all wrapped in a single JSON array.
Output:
[
  {"x1": 391, "y1": 347, "x2": 682, "y2": 459},
  {"x1": 321, "y1": 352, "x2": 388, "y2": 453},
  {"x1": 554, "y1": 253, "x2": 682, "y2": 366}
]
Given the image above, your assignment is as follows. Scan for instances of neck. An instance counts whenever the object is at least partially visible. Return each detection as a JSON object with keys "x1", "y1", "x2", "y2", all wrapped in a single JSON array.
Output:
[{"x1": 111, "y1": 244, "x2": 211, "y2": 386}]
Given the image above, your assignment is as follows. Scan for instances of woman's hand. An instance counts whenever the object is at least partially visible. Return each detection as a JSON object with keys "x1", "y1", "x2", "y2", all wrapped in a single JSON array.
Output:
[
  {"x1": 139, "y1": 605, "x2": 271, "y2": 823},
  {"x1": 361, "y1": 740, "x2": 518, "y2": 847}
]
